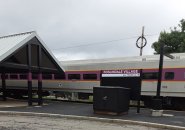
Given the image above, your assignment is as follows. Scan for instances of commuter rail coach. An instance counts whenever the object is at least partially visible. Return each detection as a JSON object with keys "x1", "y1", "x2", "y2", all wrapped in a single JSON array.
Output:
[
  {"x1": 1, "y1": 53, "x2": 185, "y2": 109},
  {"x1": 60, "y1": 53, "x2": 185, "y2": 109}
]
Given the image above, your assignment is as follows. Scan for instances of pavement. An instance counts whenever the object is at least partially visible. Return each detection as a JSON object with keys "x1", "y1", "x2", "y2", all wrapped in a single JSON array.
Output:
[
  {"x1": 0, "y1": 114, "x2": 167, "y2": 130},
  {"x1": 0, "y1": 99, "x2": 185, "y2": 129},
  {"x1": 0, "y1": 99, "x2": 27, "y2": 108}
]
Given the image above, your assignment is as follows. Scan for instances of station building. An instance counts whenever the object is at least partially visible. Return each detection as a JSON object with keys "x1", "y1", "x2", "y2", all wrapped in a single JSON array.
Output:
[{"x1": 0, "y1": 31, "x2": 65, "y2": 105}]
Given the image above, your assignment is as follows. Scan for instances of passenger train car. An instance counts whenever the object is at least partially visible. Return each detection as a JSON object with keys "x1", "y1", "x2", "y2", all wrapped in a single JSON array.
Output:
[{"x1": 1, "y1": 53, "x2": 185, "y2": 109}]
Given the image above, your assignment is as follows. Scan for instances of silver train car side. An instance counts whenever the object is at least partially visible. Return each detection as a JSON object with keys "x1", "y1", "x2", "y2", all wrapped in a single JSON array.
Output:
[{"x1": 61, "y1": 53, "x2": 185, "y2": 108}]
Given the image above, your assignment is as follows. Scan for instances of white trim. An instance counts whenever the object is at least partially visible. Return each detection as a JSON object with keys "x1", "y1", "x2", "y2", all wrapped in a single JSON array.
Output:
[{"x1": 102, "y1": 73, "x2": 140, "y2": 77}]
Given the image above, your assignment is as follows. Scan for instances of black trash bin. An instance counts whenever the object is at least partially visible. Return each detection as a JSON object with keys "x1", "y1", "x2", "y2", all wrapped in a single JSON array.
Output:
[{"x1": 93, "y1": 86, "x2": 130, "y2": 115}]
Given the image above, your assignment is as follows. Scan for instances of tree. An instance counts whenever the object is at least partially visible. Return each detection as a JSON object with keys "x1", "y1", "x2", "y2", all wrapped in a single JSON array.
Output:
[{"x1": 152, "y1": 19, "x2": 185, "y2": 54}]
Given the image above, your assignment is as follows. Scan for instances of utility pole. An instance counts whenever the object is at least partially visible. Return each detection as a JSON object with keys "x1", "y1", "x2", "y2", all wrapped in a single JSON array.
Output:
[
  {"x1": 136, "y1": 26, "x2": 147, "y2": 56},
  {"x1": 140, "y1": 26, "x2": 145, "y2": 56}
]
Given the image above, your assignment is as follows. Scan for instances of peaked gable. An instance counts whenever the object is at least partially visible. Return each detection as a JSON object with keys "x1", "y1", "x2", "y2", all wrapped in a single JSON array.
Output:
[{"x1": 0, "y1": 31, "x2": 64, "y2": 73}]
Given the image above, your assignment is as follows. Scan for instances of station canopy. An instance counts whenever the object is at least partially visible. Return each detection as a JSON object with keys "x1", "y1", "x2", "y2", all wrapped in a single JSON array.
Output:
[{"x1": 0, "y1": 31, "x2": 65, "y2": 74}]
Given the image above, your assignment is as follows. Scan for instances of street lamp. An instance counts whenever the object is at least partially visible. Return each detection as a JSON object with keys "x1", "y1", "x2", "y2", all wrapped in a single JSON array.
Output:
[
  {"x1": 151, "y1": 42, "x2": 176, "y2": 116},
  {"x1": 152, "y1": 42, "x2": 174, "y2": 111},
  {"x1": 152, "y1": 42, "x2": 164, "y2": 111}
]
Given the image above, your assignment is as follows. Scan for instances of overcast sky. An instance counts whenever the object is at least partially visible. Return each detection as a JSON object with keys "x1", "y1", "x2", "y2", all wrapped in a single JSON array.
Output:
[{"x1": 0, "y1": 0, "x2": 185, "y2": 61}]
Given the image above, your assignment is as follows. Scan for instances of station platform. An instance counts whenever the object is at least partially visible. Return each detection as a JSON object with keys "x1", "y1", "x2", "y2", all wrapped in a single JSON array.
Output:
[
  {"x1": 0, "y1": 99, "x2": 27, "y2": 108},
  {"x1": 0, "y1": 100, "x2": 185, "y2": 128}
]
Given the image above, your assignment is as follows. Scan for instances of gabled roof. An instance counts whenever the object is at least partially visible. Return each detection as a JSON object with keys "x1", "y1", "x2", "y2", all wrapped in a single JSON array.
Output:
[{"x1": 0, "y1": 31, "x2": 64, "y2": 71}]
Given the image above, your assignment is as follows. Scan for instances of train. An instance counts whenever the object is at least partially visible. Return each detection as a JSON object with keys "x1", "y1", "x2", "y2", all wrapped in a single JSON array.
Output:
[{"x1": 1, "y1": 53, "x2": 185, "y2": 109}]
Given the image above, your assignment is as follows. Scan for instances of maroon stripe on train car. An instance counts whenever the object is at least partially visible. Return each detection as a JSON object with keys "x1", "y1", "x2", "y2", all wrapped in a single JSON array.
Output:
[
  {"x1": 38, "y1": 73, "x2": 42, "y2": 82},
  {"x1": 28, "y1": 72, "x2": 32, "y2": 81},
  {"x1": 163, "y1": 68, "x2": 185, "y2": 81},
  {"x1": 65, "y1": 71, "x2": 101, "y2": 80},
  {"x1": 18, "y1": 74, "x2": 20, "y2": 80},
  {"x1": 65, "y1": 71, "x2": 100, "y2": 74},
  {"x1": 52, "y1": 74, "x2": 55, "y2": 80},
  {"x1": 143, "y1": 68, "x2": 185, "y2": 81},
  {"x1": 65, "y1": 68, "x2": 185, "y2": 81}
]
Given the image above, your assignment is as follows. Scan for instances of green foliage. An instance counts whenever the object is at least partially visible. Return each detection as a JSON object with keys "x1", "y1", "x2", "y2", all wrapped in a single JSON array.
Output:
[{"x1": 152, "y1": 19, "x2": 185, "y2": 54}]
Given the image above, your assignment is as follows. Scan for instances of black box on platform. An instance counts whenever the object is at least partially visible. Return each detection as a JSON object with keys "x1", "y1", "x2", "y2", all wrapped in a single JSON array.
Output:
[{"x1": 93, "y1": 86, "x2": 130, "y2": 115}]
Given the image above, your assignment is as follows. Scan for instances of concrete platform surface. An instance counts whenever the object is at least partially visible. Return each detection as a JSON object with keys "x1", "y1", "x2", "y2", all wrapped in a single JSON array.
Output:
[
  {"x1": 0, "y1": 99, "x2": 27, "y2": 108},
  {"x1": 0, "y1": 100, "x2": 185, "y2": 129},
  {"x1": 0, "y1": 114, "x2": 165, "y2": 130}
]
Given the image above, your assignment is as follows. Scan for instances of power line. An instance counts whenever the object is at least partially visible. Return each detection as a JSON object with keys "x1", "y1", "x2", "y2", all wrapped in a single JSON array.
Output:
[
  {"x1": 52, "y1": 33, "x2": 159, "y2": 51},
  {"x1": 53, "y1": 36, "x2": 138, "y2": 51},
  {"x1": 145, "y1": 34, "x2": 159, "y2": 36}
]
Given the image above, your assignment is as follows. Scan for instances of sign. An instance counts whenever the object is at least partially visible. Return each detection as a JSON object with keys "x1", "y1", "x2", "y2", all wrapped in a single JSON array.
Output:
[{"x1": 102, "y1": 69, "x2": 140, "y2": 77}]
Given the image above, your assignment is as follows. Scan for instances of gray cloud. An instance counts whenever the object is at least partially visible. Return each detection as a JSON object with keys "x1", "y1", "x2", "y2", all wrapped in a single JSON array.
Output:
[{"x1": 0, "y1": 0, "x2": 185, "y2": 60}]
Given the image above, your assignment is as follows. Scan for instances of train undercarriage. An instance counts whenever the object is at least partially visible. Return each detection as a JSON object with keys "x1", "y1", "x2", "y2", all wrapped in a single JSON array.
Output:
[
  {"x1": 142, "y1": 96, "x2": 185, "y2": 110},
  {"x1": 2, "y1": 88, "x2": 185, "y2": 110}
]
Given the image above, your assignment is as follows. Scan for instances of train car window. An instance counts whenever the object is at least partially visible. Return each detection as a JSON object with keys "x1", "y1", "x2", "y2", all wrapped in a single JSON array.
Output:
[
  {"x1": 5, "y1": 74, "x2": 8, "y2": 79},
  {"x1": 10, "y1": 74, "x2": 18, "y2": 79},
  {"x1": 68, "y1": 74, "x2": 80, "y2": 80},
  {"x1": 165, "y1": 72, "x2": 174, "y2": 80},
  {"x1": 83, "y1": 74, "x2": 97, "y2": 80},
  {"x1": 20, "y1": 74, "x2": 27, "y2": 79},
  {"x1": 0, "y1": 74, "x2": 8, "y2": 79},
  {"x1": 32, "y1": 74, "x2": 38, "y2": 79},
  {"x1": 142, "y1": 72, "x2": 158, "y2": 80},
  {"x1": 54, "y1": 74, "x2": 65, "y2": 79},
  {"x1": 43, "y1": 74, "x2": 52, "y2": 79}
]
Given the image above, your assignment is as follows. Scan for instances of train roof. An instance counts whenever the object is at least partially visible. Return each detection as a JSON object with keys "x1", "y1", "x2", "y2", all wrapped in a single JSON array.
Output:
[
  {"x1": 60, "y1": 53, "x2": 185, "y2": 71},
  {"x1": 61, "y1": 53, "x2": 185, "y2": 65}
]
